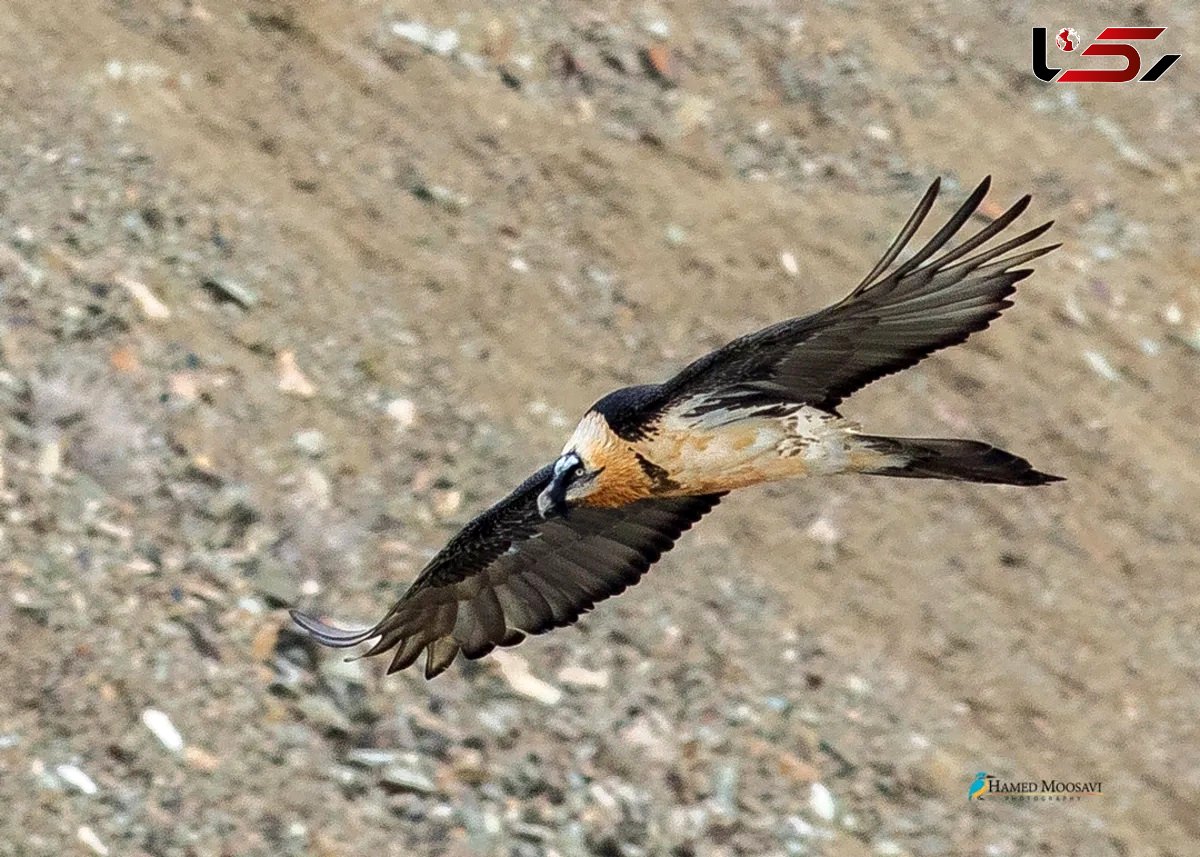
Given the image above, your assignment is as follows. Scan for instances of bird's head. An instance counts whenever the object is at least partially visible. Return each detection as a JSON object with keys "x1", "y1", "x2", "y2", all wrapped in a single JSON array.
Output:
[{"x1": 537, "y1": 450, "x2": 604, "y2": 518}]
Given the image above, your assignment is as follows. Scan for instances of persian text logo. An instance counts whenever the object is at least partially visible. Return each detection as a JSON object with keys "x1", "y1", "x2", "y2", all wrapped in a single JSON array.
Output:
[
  {"x1": 969, "y1": 772, "x2": 1103, "y2": 802},
  {"x1": 1033, "y1": 27, "x2": 1181, "y2": 82}
]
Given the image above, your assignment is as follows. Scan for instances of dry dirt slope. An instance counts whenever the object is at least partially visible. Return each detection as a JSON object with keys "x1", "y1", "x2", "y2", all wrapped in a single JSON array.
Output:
[{"x1": 0, "y1": 1, "x2": 1198, "y2": 856}]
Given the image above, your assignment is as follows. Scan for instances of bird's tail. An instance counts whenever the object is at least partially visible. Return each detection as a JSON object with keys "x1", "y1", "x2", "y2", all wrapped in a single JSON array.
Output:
[{"x1": 857, "y1": 435, "x2": 1062, "y2": 486}]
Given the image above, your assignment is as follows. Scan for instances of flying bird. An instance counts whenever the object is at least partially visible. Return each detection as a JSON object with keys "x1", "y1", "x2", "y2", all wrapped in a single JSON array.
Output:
[{"x1": 292, "y1": 176, "x2": 1062, "y2": 678}]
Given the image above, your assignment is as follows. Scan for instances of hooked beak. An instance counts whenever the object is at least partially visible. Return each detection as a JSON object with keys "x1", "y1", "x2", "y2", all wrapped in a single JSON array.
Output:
[{"x1": 537, "y1": 471, "x2": 569, "y2": 519}]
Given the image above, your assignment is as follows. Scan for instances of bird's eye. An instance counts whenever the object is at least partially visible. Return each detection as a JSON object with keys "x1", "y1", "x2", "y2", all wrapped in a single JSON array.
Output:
[{"x1": 571, "y1": 463, "x2": 586, "y2": 478}]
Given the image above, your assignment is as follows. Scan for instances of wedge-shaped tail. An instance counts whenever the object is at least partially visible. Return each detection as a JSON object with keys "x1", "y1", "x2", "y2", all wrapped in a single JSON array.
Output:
[{"x1": 859, "y1": 435, "x2": 1063, "y2": 486}]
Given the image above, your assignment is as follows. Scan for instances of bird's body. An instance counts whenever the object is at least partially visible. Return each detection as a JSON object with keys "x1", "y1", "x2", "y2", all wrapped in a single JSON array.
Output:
[
  {"x1": 293, "y1": 177, "x2": 1063, "y2": 679},
  {"x1": 565, "y1": 392, "x2": 891, "y2": 501}
]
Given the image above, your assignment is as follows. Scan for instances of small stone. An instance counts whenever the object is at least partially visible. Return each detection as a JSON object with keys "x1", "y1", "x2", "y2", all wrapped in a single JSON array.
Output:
[
  {"x1": 411, "y1": 183, "x2": 469, "y2": 211},
  {"x1": 806, "y1": 515, "x2": 840, "y2": 547},
  {"x1": 293, "y1": 429, "x2": 327, "y2": 458},
  {"x1": 1083, "y1": 349, "x2": 1121, "y2": 382},
  {"x1": 392, "y1": 21, "x2": 459, "y2": 56},
  {"x1": 77, "y1": 826, "x2": 109, "y2": 856},
  {"x1": 37, "y1": 438, "x2": 61, "y2": 481},
  {"x1": 712, "y1": 762, "x2": 739, "y2": 818},
  {"x1": 509, "y1": 257, "x2": 530, "y2": 273},
  {"x1": 277, "y1": 350, "x2": 316, "y2": 398},
  {"x1": 183, "y1": 746, "x2": 220, "y2": 773},
  {"x1": 55, "y1": 763, "x2": 98, "y2": 795},
  {"x1": 1162, "y1": 303, "x2": 1183, "y2": 325},
  {"x1": 810, "y1": 782, "x2": 837, "y2": 821},
  {"x1": 556, "y1": 665, "x2": 610, "y2": 688},
  {"x1": 490, "y1": 651, "x2": 563, "y2": 705},
  {"x1": 664, "y1": 224, "x2": 687, "y2": 247},
  {"x1": 432, "y1": 489, "x2": 462, "y2": 517},
  {"x1": 380, "y1": 761, "x2": 437, "y2": 794},
  {"x1": 780, "y1": 251, "x2": 799, "y2": 277},
  {"x1": 346, "y1": 748, "x2": 401, "y2": 768},
  {"x1": 386, "y1": 398, "x2": 417, "y2": 428},
  {"x1": 202, "y1": 276, "x2": 258, "y2": 309},
  {"x1": 116, "y1": 274, "x2": 170, "y2": 320},
  {"x1": 142, "y1": 709, "x2": 184, "y2": 753}
]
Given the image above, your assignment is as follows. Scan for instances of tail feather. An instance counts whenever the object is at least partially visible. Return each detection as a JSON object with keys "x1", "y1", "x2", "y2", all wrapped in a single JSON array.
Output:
[{"x1": 860, "y1": 436, "x2": 1063, "y2": 486}]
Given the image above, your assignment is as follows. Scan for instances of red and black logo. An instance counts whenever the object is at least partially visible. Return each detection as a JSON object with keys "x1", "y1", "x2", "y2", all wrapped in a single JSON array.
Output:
[{"x1": 1033, "y1": 27, "x2": 1180, "y2": 82}]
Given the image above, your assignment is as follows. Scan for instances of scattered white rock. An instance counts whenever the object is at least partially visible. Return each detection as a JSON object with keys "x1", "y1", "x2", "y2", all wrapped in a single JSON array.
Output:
[
  {"x1": 806, "y1": 515, "x2": 840, "y2": 546},
  {"x1": 142, "y1": 708, "x2": 184, "y2": 753},
  {"x1": 844, "y1": 674, "x2": 871, "y2": 696},
  {"x1": 809, "y1": 781, "x2": 837, "y2": 821},
  {"x1": 77, "y1": 826, "x2": 109, "y2": 856},
  {"x1": 1083, "y1": 349, "x2": 1121, "y2": 382},
  {"x1": 37, "y1": 438, "x2": 62, "y2": 482},
  {"x1": 490, "y1": 650, "x2": 563, "y2": 705},
  {"x1": 780, "y1": 250, "x2": 799, "y2": 277},
  {"x1": 509, "y1": 256, "x2": 529, "y2": 273},
  {"x1": 386, "y1": 397, "x2": 416, "y2": 428},
  {"x1": 392, "y1": 21, "x2": 459, "y2": 56},
  {"x1": 293, "y1": 429, "x2": 327, "y2": 458},
  {"x1": 55, "y1": 763, "x2": 98, "y2": 795},
  {"x1": 116, "y1": 274, "x2": 171, "y2": 321},
  {"x1": 1162, "y1": 303, "x2": 1183, "y2": 325},
  {"x1": 277, "y1": 350, "x2": 316, "y2": 398},
  {"x1": 556, "y1": 665, "x2": 610, "y2": 688},
  {"x1": 432, "y1": 489, "x2": 462, "y2": 517},
  {"x1": 865, "y1": 124, "x2": 893, "y2": 142}
]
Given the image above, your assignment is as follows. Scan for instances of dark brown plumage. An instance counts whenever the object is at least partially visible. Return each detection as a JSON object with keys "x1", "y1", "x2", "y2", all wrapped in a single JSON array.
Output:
[{"x1": 292, "y1": 176, "x2": 1062, "y2": 678}]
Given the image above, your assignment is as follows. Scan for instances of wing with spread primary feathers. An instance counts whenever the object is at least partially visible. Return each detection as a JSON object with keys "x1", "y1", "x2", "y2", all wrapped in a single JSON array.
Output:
[
  {"x1": 661, "y1": 176, "x2": 1058, "y2": 412},
  {"x1": 292, "y1": 465, "x2": 722, "y2": 678}
]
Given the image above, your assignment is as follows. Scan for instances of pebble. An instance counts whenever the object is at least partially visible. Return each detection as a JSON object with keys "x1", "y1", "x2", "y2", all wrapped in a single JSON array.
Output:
[
  {"x1": 392, "y1": 21, "x2": 460, "y2": 56},
  {"x1": 55, "y1": 763, "x2": 98, "y2": 795},
  {"x1": 664, "y1": 224, "x2": 687, "y2": 246},
  {"x1": 556, "y1": 665, "x2": 610, "y2": 688},
  {"x1": 116, "y1": 274, "x2": 171, "y2": 320},
  {"x1": 345, "y1": 748, "x2": 401, "y2": 768},
  {"x1": 77, "y1": 826, "x2": 109, "y2": 856},
  {"x1": 277, "y1": 350, "x2": 317, "y2": 398},
  {"x1": 202, "y1": 276, "x2": 258, "y2": 309},
  {"x1": 183, "y1": 745, "x2": 221, "y2": 773},
  {"x1": 386, "y1": 398, "x2": 417, "y2": 428},
  {"x1": 380, "y1": 760, "x2": 437, "y2": 794},
  {"x1": 432, "y1": 489, "x2": 462, "y2": 517},
  {"x1": 809, "y1": 782, "x2": 837, "y2": 821},
  {"x1": 1083, "y1": 349, "x2": 1121, "y2": 382},
  {"x1": 142, "y1": 709, "x2": 184, "y2": 753},
  {"x1": 712, "y1": 762, "x2": 739, "y2": 818},
  {"x1": 780, "y1": 250, "x2": 799, "y2": 277},
  {"x1": 293, "y1": 429, "x2": 327, "y2": 458},
  {"x1": 490, "y1": 651, "x2": 563, "y2": 705}
]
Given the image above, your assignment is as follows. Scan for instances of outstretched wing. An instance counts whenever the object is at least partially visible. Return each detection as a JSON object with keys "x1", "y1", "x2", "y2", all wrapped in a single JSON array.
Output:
[
  {"x1": 292, "y1": 465, "x2": 722, "y2": 679},
  {"x1": 662, "y1": 176, "x2": 1058, "y2": 412}
]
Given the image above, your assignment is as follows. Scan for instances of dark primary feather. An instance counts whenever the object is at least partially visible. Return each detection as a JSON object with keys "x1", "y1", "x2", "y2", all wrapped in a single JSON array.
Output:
[
  {"x1": 660, "y1": 176, "x2": 1059, "y2": 412},
  {"x1": 291, "y1": 465, "x2": 723, "y2": 678}
]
